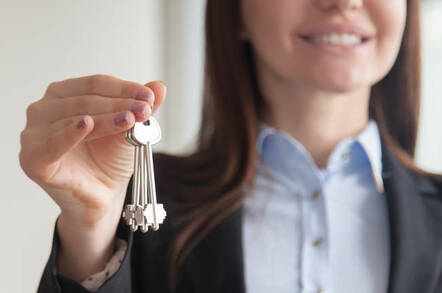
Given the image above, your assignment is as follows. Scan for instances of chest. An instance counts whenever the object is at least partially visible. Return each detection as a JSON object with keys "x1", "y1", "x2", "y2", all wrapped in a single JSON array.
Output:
[{"x1": 241, "y1": 171, "x2": 391, "y2": 293}]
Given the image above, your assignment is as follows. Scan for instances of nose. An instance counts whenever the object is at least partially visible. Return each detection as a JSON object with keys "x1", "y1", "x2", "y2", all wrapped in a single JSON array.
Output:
[{"x1": 316, "y1": 0, "x2": 363, "y2": 13}]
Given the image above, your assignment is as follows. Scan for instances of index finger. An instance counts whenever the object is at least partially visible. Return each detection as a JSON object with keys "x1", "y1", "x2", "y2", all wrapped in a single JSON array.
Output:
[{"x1": 44, "y1": 74, "x2": 154, "y2": 102}]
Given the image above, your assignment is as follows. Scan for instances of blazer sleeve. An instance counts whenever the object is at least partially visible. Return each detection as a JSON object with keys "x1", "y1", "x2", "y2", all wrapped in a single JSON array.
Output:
[{"x1": 37, "y1": 216, "x2": 134, "y2": 293}]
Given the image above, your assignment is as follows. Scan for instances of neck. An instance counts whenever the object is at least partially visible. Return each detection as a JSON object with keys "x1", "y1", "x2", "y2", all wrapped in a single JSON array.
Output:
[{"x1": 259, "y1": 72, "x2": 371, "y2": 169}]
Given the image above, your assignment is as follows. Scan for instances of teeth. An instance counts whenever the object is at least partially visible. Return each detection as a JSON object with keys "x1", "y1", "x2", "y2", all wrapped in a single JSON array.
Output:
[{"x1": 311, "y1": 33, "x2": 363, "y2": 45}]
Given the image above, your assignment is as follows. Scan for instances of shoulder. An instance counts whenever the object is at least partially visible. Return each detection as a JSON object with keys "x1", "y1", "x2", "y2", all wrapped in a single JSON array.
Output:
[
  {"x1": 411, "y1": 171, "x2": 442, "y2": 225},
  {"x1": 429, "y1": 174, "x2": 442, "y2": 192},
  {"x1": 413, "y1": 171, "x2": 442, "y2": 200}
]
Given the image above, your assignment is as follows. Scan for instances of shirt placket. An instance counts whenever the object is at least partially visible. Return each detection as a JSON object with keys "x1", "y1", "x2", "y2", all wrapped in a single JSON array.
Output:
[{"x1": 298, "y1": 169, "x2": 329, "y2": 293}]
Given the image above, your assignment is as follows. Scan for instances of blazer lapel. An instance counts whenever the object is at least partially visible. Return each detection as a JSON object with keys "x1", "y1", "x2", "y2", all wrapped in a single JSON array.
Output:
[
  {"x1": 382, "y1": 141, "x2": 442, "y2": 293},
  {"x1": 182, "y1": 206, "x2": 246, "y2": 293}
]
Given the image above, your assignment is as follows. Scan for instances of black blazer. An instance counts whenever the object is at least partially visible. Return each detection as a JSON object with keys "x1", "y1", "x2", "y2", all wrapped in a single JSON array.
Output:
[{"x1": 37, "y1": 140, "x2": 442, "y2": 293}]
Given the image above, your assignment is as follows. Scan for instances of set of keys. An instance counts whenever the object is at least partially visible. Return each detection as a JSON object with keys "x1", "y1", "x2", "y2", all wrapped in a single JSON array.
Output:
[{"x1": 122, "y1": 116, "x2": 167, "y2": 232}]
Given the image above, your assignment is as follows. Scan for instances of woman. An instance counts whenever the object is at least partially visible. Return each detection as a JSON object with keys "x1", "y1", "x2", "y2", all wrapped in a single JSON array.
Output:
[{"x1": 19, "y1": 0, "x2": 441, "y2": 292}]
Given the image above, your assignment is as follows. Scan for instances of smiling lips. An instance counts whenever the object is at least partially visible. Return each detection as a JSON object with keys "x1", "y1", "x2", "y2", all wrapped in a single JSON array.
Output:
[{"x1": 299, "y1": 23, "x2": 376, "y2": 46}]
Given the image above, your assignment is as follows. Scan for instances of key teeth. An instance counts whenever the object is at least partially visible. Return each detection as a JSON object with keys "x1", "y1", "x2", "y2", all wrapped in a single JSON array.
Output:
[
  {"x1": 122, "y1": 204, "x2": 167, "y2": 233},
  {"x1": 123, "y1": 205, "x2": 136, "y2": 225},
  {"x1": 134, "y1": 205, "x2": 145, "y2": 226},
  {"x1": 143, "y1": 204, "x2": 167, "y2": 225}
]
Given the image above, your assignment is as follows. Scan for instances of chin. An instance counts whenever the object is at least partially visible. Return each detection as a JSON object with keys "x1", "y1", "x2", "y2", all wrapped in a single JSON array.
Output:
[
  {"x1": 309, "y1": 69, "x2": 371, "y2": 94},
  {"x1": 316, "y1": 81, "x2": 364, "y2": 94}
]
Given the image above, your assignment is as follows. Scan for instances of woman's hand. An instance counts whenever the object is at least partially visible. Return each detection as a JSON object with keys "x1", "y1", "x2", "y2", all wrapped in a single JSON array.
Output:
[{"x1": 19, "y1": 74, "x2": 166, "y2": 280}]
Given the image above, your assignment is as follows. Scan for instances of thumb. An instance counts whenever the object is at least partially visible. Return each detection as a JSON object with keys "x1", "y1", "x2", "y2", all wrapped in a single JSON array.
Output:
[{"x1": 144, "y1": 81, "x2": 167, "y2": 114}]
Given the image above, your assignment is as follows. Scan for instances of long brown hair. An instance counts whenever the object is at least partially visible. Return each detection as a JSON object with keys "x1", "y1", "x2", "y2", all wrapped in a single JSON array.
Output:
[{"x1": 155, "y1": 0, "x2": 429, "y2": 290}]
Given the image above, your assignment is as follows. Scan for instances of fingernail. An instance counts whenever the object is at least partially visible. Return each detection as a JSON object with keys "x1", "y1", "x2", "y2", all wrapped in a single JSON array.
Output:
[
  {"x1": 114, "y1": 112, "x2": 129, "y2": 127},
  {"x1": 130, "y1": 103, "x2": 147, "y2": 119},
  {"x1": 77, "y1": 117, "x2": 86, "y2": 129},
  {"x1": 134, "y1": 90, "x2": 154, "y2": 106}
]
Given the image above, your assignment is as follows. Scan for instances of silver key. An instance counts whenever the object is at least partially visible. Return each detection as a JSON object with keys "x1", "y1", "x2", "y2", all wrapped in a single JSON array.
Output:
[
  {"x1": 122, "y1": 117, "x2": 166, "y2": 232},
  {"x1": 132, "y1": 122, "x2": 153, "y2": 232},
  {"x1": 123, "y1": 124, "x2": 147, "y2": 231},
  {"x1": 126, "y1": 131, "x2": 148, "y2": 231},
  {"x1": 132, "y1": 118, "x2": 164, "y2": 231},
  {"x1": 123, "y1": 137, "x2": 143, "y2": 232}
]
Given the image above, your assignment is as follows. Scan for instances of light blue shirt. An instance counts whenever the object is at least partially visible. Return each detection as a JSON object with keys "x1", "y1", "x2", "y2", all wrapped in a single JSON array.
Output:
[{"x1": 242, "y1": 120, "x2": 390, "y2": 293}]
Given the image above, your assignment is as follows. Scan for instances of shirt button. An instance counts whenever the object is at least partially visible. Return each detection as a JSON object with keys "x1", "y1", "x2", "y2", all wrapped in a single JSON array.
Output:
[
  {"x1": 312, "y1": 190, "x2": 320, "y2": 199},
  {"x1": 317, "y1": 290, "x2": 324, "y2": 293},
  {"x1": 313, "y1": 238, "x2": 324, "y2": 247},
  {"x1": 341, "y1": 152, "x2": 350, "y2": 160}
]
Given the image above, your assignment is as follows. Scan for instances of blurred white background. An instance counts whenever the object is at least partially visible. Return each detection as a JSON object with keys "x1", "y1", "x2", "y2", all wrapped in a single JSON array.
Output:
[{"x1": 0, "y1": 0, "x2": 440, "y2": 292}]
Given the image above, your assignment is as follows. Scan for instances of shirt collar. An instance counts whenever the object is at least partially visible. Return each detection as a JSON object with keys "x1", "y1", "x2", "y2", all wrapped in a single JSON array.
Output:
[
  {"x1": 256, "y1": 119, "x2": 384, "y2": 193},
  {"x1": 354, "y1": 120, "x2": 384, "y2": 193}
]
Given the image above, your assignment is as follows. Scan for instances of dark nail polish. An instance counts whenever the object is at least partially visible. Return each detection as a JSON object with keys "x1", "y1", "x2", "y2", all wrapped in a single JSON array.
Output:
[
  {"x1": 135, "y1": 90, "x2": 154, "y2": 106},
  {"x1": 130, "y1": 103, "x2": 147, "y2": 117},
  {"x1": 77, "y1": 118, "x2": 86, "y2": 129},
  {"x1": 114, "y1": 112, "x2": 129, "y2": 127}
]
